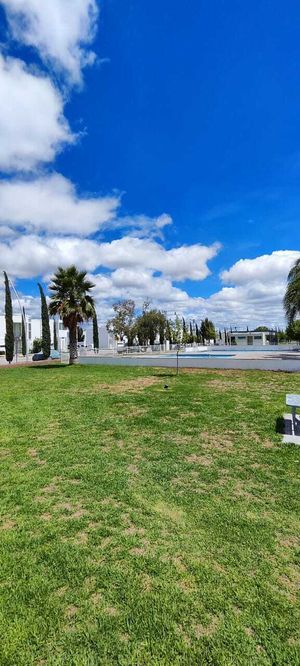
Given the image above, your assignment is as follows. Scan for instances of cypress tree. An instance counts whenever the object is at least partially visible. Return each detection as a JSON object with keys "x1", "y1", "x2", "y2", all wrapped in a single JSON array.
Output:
[
  {"x1": 53, "y1": 318, "x2": 58, "y2": 350},
  {"x1": 38, "y1": 283, "x2": 51, "y2": 359},
  {"x1": 4, "y1": 271, "x2": 14, "y2": 363},
  {"x1": 93, "y1": 311, "x2": 99, "y2": 350},
  {"x1": 21, "y1": 307, "x2": 27, "y2": 356}
]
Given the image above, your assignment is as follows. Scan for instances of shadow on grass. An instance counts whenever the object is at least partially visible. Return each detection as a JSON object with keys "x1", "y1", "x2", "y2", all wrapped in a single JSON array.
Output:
[
  {"x1": 275, "y1": 416, "x2": 285, "y2": 434},
  {"x1": 30, "y1": 364, "x2": 69, "y2": 370}
]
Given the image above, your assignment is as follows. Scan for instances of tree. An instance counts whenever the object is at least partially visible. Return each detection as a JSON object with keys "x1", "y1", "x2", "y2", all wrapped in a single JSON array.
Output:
[
  {"x1": 53, "y1": 319, "x2": 58, "y2": 350},
  {"x1": 21, "y1": 307, "x2": 27, "y2": 357},
  {"x1": 136, "y1": 309, "x2": 167, "y2": 346},
  {"x1": 77, "y1": 326, "x2": 85, "y2": 343},
  {"x1": 38, "y1": 284, "x2": 51, "y2": 359},
  {"x1": 195, "y1": 323, "x2": 201, "y2": 344},
  {"x1": 284, "y1": 258, "x2": 300, "y2": 323},
  {"x1": 31, "y1": 338, "x2": 42, "y2": 353},
  {"x1": 182, "y1": 317, "x2": 188, "y2": 344},
  {"x1": 48, "y1": 266, "x2": 95, "y2": 365},
  {"x1": 93, "y1": 311, "x2": 99, "y2": 350},
  {"x1": 173, "y1": 314, "x2": 182, "y2": 344},
  {"x1": 286, "y1": 320, "x2": 300, "y2": 343},
  {"x1": 200, "y1": 318, "x2": 216, "y2": 344},
  {"x1": 107, "y1": 299, "x2": 136, "y2": 346},
  {"x1": 4, "y1": 271, "x2": 14, "y2": 363},
  {"x1": 188, "y1": 321, "x2": 195, "y2": 344},
  {"x1": 158, "y1": 312, "x2": 167, "y2": 345},
  {"x1": 166, "y1": 320, "x2": 173, "y2": 343},
  {"x1": 254, "y1": 326, "x2": 269, "y2": 332}
]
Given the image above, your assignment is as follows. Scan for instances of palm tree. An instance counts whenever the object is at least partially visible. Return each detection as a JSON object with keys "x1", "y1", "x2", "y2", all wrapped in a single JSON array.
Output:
[
  {"x1": 284, "y1": 258, "x2": 300, "y2": 323},
  {"x1": 48, "y1": 266, "x2": 95, "y2": 364}
]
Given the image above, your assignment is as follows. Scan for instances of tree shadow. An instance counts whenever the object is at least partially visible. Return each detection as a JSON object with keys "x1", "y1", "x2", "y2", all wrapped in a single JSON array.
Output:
[{"x1": 30, "y1": 364, "x2": 69, "y2": 370}]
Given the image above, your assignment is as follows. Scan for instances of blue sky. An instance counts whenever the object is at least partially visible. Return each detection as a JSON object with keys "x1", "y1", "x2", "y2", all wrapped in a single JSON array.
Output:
[{"x1": 0, "y1": 0, "x2": 299, "y2": 326}]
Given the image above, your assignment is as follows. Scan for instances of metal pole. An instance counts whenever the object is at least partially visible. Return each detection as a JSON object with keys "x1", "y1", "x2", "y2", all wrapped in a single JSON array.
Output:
[
  {"x1": 7, "y1": 275, "x2": 29, "y2": 362},
  {"x1": 176, "y1": 347, "x2": 179, "y2": 375}
]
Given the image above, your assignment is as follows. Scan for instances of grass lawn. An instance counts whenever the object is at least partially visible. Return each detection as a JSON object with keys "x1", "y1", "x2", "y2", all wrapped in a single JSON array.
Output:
[{"x1": 0, "y1": 364, "x2": 299, "y2": 665}]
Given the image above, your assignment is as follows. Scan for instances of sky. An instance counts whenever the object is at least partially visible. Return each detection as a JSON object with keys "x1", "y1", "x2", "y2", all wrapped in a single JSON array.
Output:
[{"x1": 0, "y1": 0, "x2": 299, "y2": 328}]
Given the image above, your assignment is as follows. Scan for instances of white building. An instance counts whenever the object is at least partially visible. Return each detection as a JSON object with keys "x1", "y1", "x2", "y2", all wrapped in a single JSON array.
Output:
[
  {"x1": 84, "y1": 324, "x2": 116, "y2": 350},
  {"x1": 0, "y1": 314, "x2": 69, "y2": 353},
  {"x1": 226, "y1": 330, "x2": 276, "y2": 346}
]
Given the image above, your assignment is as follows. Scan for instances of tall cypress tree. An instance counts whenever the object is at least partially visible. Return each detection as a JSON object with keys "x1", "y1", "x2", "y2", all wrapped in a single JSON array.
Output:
[
  {"x1": 38, "y1": 283, "x2": 51, "y2": 359},
  {"x1": 4, "y1": 271, "x2": 14, "y2": 363},
  {"x1": 21, "y1": 307, "x2": 27, "y2": 357},
  {"x1": 93, "y1": 311, "x2": 99, "y2": 351},
  {"x1": 53, "y1": 318, "x2": 58, "y2": 350}
]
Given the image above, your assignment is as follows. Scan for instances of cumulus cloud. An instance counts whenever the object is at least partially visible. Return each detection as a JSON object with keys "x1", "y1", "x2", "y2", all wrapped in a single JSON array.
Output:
[
  {"x1": 208, "y1": 250, "x2": 300, "y2": 328},
  {"x1": 90, "y1": 237, "x2": 220, "y2": 281},
  {"x1": 1, "y1": 0, "x2": 98, "y2": 84},
  {"x1": 0, "y1": 234, "x2": 220, "y2": 282},
  {"x1": 0, "y1": 55, "x2": 74, "y2": 172},
  {"x1": 221, "y1": 250, "x2": 300, "y2": 285},
  {"x1": 0, "y1": 174, "x2": 120, "y2": 235}
]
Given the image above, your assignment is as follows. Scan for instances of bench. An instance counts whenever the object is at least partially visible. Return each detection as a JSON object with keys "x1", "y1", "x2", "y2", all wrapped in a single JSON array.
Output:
[
  {"x1": 284, "y1": 394, "x2": 300, "y2": 444},
  {"x1": 286, "y1": 394, "x2": 300, "y2": 421}
]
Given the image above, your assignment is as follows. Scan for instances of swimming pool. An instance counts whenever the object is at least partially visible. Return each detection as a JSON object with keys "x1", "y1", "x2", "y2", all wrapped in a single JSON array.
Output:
[{"x1": 165, "y1": 353, "x2": 236, "y2": 358}]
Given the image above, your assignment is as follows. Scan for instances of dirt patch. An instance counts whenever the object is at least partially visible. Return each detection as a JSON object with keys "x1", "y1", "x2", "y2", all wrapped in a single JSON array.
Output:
[
  {"x1": 127, "y1": 464, "x2": 139, "y2": 475},
  {"x1": 91, "y1": 592, "x2": 102, "y2": 605},
  {"x1": 232, "y1": 481, "x2": 261, "y2": 502},
  {"x1": 261, "y1": 439, "x2": 276, "y2": 449},
  {"x1": 0, "y1": 518, "x2": 16, "y2": 530},
  {"x1": 277, "y1": 565, "x2": 300, "y2": 596},
  {"x1": 65, "y1": 605, "x2": 78, "y2": 619},
  {"x1": 79, "y1": 376, "x2": 160, "y2": 395},
  {"x1": 0, "y1": 449, "x2": 10, "y2": 458},
  {"x1": 277, "y1": 535, "x2": 300, "y2": 549},
  {"x1": 104, "y1": 606, "x2": 119, "y2": 616},
  {"x1": 124, "y1": 524, "x2": 145, "y2": 537},
  {"x1": 152, "y1": 500, "x2": 185, "y2": 523},
  {"x1": 40, "y1": 512, "x2": 52, "y2": 521},
  {"x1": 74, "y1": 531, "x2": 88, "y2": 545},
  {"x1": 56, "y1": 502, "x2": 88, "y2": 520},
  {"x1": 194, "y1": 615, "x2": 220, "y2": 638},
  {"x1": 185, "y1": 454, "x2": 212, "y2": 466},
  {"x1": 200, "y1": 431, "x2": 235, "y2": 452}
]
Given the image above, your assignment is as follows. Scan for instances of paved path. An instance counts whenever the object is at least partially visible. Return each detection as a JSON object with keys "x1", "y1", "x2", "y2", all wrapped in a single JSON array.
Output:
[{"x1": 80, "y1": 354, "x2": 300, "y2": 372}]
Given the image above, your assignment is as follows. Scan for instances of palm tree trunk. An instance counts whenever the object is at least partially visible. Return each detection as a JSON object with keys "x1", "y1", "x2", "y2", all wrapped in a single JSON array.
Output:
[{"x1": 69, "y1": 322, "x2": 78, "y2": 365}]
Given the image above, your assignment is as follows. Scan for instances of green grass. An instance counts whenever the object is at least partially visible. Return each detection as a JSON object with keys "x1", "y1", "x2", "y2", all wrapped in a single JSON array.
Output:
[{"x1": 0, "y1": 364, "x2": 299, "y2": 665}]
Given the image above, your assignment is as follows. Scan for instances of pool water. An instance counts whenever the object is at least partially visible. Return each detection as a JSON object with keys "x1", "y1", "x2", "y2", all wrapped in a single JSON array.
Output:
[{"x1": 165, "y1": 353, "x2": 236, "y2": 358}]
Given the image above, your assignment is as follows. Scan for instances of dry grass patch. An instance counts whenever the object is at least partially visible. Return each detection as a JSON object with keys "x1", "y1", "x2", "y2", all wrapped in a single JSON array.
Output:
[
  {"x1": 194, "y1": 615, "x2": 220, "y2": 638},
  {"x1": 78, "y1": 376, "x2": 161, "y2": 395},
  {"x1": 0, "y1": 518, "x2": 16, "y2": 530},
  {"x1": 185, "y1": 453, "x2": 212, "y2": 466}
]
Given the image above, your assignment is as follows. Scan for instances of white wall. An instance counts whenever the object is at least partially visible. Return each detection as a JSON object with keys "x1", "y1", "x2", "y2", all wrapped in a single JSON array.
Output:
[{"x1": 0, "y1": 314, "x2": 68, "y2": 352}]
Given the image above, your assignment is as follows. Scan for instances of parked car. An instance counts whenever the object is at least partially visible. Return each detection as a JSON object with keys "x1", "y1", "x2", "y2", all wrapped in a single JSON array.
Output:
[
  {"x1": 32, "y1": 350, "x2": 60, "y2": 361},
  {"x1": 32, "y1": 352, "x2": 46, "y2": 361}
]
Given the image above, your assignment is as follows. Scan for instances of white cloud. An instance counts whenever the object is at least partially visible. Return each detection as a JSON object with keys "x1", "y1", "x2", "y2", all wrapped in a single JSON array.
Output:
[
  {"x1": 0, "y1": 55, "x2": 74, "y2": 172},
  {"x1": 1, "y1": 0, "x2": 98, "y2": 84},
  {"x1": 114, "y1": 213, "x2": 173, "y2": 239},
  {"x1": 221, "y1": 250, "x2": 300, "y2": 285},
  {"x1": 0, "y1": 174, "x2": 120, "y2": 235},
  {"x1": 204, "y1": 250, "x2": 300, "y2": 328},
  {"x1": 90, "y1": 237, "x2": 220, "y2": 281},
  {"x1": 1, "y1": 246, "x2": 296, "y2": 329},
  {"x1": 0, "y1": 234, "x2": 219, "y2": 282}
]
